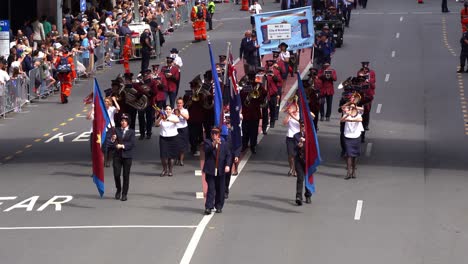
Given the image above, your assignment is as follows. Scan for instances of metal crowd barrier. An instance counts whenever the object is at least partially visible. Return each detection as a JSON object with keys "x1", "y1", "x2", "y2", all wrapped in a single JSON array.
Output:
[{"x1": 1, "y1": 75, "x2": 29, "y2": 118}]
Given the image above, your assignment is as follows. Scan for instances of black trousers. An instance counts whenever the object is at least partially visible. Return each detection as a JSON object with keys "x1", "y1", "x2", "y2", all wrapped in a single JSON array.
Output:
[
  {"x1": 320, "y1": 95, "x2": 333, "y2": 118},
  {"x1": 225, "y1": 156, "x2": 235, "y2": 194},
  {"x1": 261, "y1": 96, "x2": 278, "y2": 131},
  {"x1": 141, "y1": 48, "x2": 151, "y2": 72},
  {"x1": 242, "y1": 119, "x2": 260, "y2": 149},
  {"x1": 127, "y1": 108, "x2": 137, "y2": 130},
  {"x1": 343, "y1": 7, "x2": 352, "y2": 26},
  {"x1": 360, "y1": 0, "x2": 367, "y2": 8},
  {"x1": 442, "y1": 0, "x2": 449, "y2": 12},
  {"x1": 205, "y1": 173, "x2": 226, "y2": 210},
  {"x1": 340, "y1": 122, "x2": 346, "y2": 155},
  {"x1": 113, "y1": 156, "x2": 132, "y2": 195},
  {"x1": 362, "y1": 110, "x2": 370, "y2": 130},
  {"x1": 203, "y1": 119, "x2": 214, "y2": 140},
  {"x1": 138, "y1": 106, "x2": 155, "y2": 137},
  {"x1": 207, "y1": 13, "x2": 213, "y2": 30},
  {"x1": 295, "y1": 158, "x2": 311, "y2": 200},
  {"x1": 460, "y1": 52, "x2": 468, "y2": 69},
  {"x1": 188, "y1": 122, "x2": 203, "y2": 153}
]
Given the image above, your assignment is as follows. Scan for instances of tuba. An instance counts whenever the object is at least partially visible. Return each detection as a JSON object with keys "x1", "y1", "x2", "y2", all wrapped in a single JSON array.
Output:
[
  {"x1": 123, "y1": 81, "x2": 149, "y2": 111},
  {"x1": 200, "y1": 82, "x2": 214, "y2": 109}
]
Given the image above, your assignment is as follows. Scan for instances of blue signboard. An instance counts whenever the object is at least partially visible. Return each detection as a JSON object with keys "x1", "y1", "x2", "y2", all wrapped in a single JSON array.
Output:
[
  {"x1": 0, "y1": 20, "x2": 10, "y2": 57},
  {"x1": 0, "y1": 20, "x2": 10, "y2": 32},
  {"x1": 253, "y1": 7, "x2": 314, "y2": 55},
  {"x1": 80, "y1": 0, "x2": 87, "y2": 12}
]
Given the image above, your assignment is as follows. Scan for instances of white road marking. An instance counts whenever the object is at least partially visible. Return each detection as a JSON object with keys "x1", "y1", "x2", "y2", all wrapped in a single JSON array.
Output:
[
  {"x1": 376, "y1": 103, "x2": 382, "y2": 114},
  {"x1": 400, "y1": 16, "x2": 404, "y2": 22},
  {"x1": 391, "y1": 51, "x2": 396, "y2": 57},
  {"x1": 194, "y1": 170, "x2": 202, "y2": 176},
  {"x1": 195, "y1": 192, "x2": 204, "y2": 199},
  {"x1": 388, "y1": 12, "x2": 408, "y2": 15},
  {"x1": 413, "y1": 11, "x2": 432, "y2": 14},
  {"x1": 354, "y1": 200, "x2": 364, "y2": 220},
  {"x1": 396, "y1": 32, "x2": 400, "y2": 38},
  {"x1": 385, "y1": 74, "x2": 390, "y2": 82},
  {"x1": 0, "y1": 225, "x2": 197, "y2": 230},
  {"x1": 365, "y1": 143, "x2": 373, "y2": 157},
  {"x1": 180, "y1": 59, "x2": 314, "y2": 264},
  {"x1": 360, "y1": 12, "x2": 384, "y2": 15}
]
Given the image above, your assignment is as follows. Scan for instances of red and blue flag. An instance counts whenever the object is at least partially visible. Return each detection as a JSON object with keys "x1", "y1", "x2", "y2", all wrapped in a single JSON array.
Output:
[
  {"x1": 92, "y1": 79, "x2": 111, "y2": 197},
  {"x1": 208, "y1": 42, "x2": 224, "y2": 127},
  {"x1": 296, "y1": 72, "x2": 321, "y2": 193}
]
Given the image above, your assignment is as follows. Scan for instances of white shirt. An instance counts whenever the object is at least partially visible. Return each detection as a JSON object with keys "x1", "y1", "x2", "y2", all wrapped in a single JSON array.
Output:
[
  {"x1": 175, "y1": 108, "x2": 188, "y2": 128},
  {"x1": 287, "y1": 116, "x2": 300, "y2": 138},
  {"x1": 344, "y1": 113, "x2": 364, "y2": 138},
  {"x1": 107, "y1": 106, "x2": 117, "y2": 127},
  {"x1": 0, "y1": 69, "x2": 10, "y2": 96},
  {"x1": 160, "y1": 118, "x2": 179, "y2": 137},
  {"x1": 249, "y1": 3, "x2": 262, "y2": 14},
  {"x1": 31, "y1": 20, "x2": 45, "y2": 41},
  {"x1": 170, "y1": 54, "x2": 183, "y2": 69},
  {"x1": 280, "y1": 51, "x2": 290, "y2": 62}
]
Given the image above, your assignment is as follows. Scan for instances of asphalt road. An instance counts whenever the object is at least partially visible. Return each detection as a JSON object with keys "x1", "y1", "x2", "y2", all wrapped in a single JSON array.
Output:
[{"x1": 1, "y1": 0, "x2": 468, "y2": 263}]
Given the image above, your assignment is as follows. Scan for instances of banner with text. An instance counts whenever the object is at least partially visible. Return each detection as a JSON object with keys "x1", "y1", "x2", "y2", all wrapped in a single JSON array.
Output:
[{"x1": 253, "y1": 7, "x2": 314, "y2": 55}]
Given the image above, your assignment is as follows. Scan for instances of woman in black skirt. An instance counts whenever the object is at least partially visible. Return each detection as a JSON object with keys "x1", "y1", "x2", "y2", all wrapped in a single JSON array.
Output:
[
  {"x1": 340, "y1": 103, "x2": 364, "y2": 180},
  {"x1": 175, "y1": 98, "x2": 190, "y2": 166},
  {"x1": 155, "y1": 105, "x2": 179, "y2": 177}
]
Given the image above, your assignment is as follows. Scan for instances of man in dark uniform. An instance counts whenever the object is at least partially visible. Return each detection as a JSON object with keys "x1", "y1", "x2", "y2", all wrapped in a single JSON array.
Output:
[
  {"x1": 203, "y1": 127, "x2": 232, "y2": 214},
  {"x1": 241, "y1": 71, "x2": 264, "y2": 153},
  {"x1": 305, "y1": 68, "x2": 321, "y2": 131},
  {"x1": 110, "y1": 114, "x2": 136, "y2": 201},
  {"x1": 187, "y1": 81, "x2": 205, "y2": 156},
  {"x1": 357, "y1": 61, "x2": 376, "y2": 131},
  {"x1": 136, "y1": 69, "x2": 157, "y2": 140},
  {"x1": 459, "y1": 31, "x2": 468, "y2": 73},
  {"x1": 221, "y1": 116, "x2": 241, "y2": 199},
  {"x1": 294, "y1": 122, "x2": 311, "y2": 206},
  {"x1": 140, "y1": 28, "x2": 153, "y2": 73}
]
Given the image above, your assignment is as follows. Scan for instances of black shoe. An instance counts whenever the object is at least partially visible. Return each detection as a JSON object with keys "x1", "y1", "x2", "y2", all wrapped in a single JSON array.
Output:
[
  {"x1": 458, "y1": 69, "x2": 464, "y2": 73},
  {"x1": 326, "y1": 117, "x2": 330, "y2": 121},
  {"x1": 120, "y1": 194, "x2": 127, "y2": 201},
  {"x1": 115, "y1": 191, "x2": 121, "y2": 200},
  {"x1": 345, "y1": 172, "x2": 352, "y2": 180},
  {"x1": 204, "y1": 209, "x2": 212, "y2": 215},
  {"x1": 270, "y1": 123, "x2": 275, "y2": 128},
  {"x1": 160, "y1": 170, "x2": 167, "y2": 177},
  {"x1": 364, "y1": 126, "x2": 369, "y2": 131},
  {"x1": 139, "y1": 135, "x2": 145, "y2": 140},
  {"x1": 146, "y1": 134, "x2": 151, "y2": 139},
  {"x1": 224, "y1": 192, "x2": 229, "y2": 199},
  {"x1": 168, "y1": 172, "x2": 173, "y2": 177},
  {"x1": 305, "y1": 197, "x2": 311, "y2": 204},
  {"x1": 251, "y1": 147, "x2": 257, "y2": 154},
  {"x1": 296, "y1": 199, "x2": 303, "y2": 206},
  {"x1": 105, "y1": 162, "x2": 110, "y2": 167},
  {"x1": 179, "y1": 161, "x2": 184, "y2": 166},
  {"x1": 263, "y1": 131, "x2": 267, "y2": 135},
  {"x1": 216, "y1": 208, "x2": 222, "y2": 213},
  {"x1": 320, "y1": 116, "x2": 324, "y2": 121},
  {"x1": 175, "y1": 159, "x2": 180, "y2": 165}
]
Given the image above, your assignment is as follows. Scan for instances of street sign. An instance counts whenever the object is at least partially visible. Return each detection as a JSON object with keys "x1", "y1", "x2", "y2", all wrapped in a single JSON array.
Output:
[
  {"x1": 267, "y1": 23, "x2": 291, "y2": 40},
  {"x1": 0, "y1": 20, "x2": 10, "y2": 57},
  {"x1": 80, "y1": 0, "x2": 87, "y2": 12}
]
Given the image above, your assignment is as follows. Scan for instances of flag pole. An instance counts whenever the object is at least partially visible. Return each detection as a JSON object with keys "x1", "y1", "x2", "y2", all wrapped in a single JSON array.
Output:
[{"x1": 223, "y1": 42, "x2": 231, "y2": 85}]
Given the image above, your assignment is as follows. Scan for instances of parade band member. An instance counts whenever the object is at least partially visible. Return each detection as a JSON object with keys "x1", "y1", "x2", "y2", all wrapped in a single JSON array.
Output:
[
  {"x1": 153, "y1": 66, "x2": 168, "y2": 109},
  {"x1": 305, "y1": 68, "x2": 321, "y2": 130},
  {"x1": 340, "y1": 103, "x2": 364, "y2": 180},
  {"x1": 222, "y1": 115, "x2": 241, "y2": 199},
  {"x1": 318, "y1": 62, "x2": 337, "y2": 121},
  {"x1": 357, "y1": 61, "x2": 375, "y2": 131},
  {"x1": 170, "y1": 48, "x2": 183, "y2": 96},
  {"x1": 175, "y1": 98, "x2": 190, "y2": 166},
  {"x1": 241, "y1": 72, "x2": 263, "y2": 154},
  {"x1": 155, "y1": 106, "x2": 179, "y2": 177},
  {"x1": 187, "y1": 81, "x2": 205, "y2": 156},
  {"x1": 122, "y1": 72, "x2": 138, "y2": 130},
  {"x1": 203, "y1": 128, "x2": 232, "y2": 215},
  {"x1": 161, "y1": 57, "x2": 180, "y2": 109},
  {"x1": 278, "y1": 42, "x2": 290, "y2": 80},
  {"x1": 263, "y1": 63, "x2": 282, "y2": 132},
  {"x1": 294, "y1": 122, "x2": 311, "y2": 206},
  {"x1": 110, "y1": 114, "x2": 136, "y2": 201},
  {"x1": 283, "y1": 102, "x2": 300, "y2": 177}
]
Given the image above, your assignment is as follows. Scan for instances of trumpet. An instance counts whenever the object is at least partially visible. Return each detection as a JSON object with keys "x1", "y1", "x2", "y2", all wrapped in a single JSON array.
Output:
[{"x1": 192, "y1": 85, "x2": 202, "y2": 102}]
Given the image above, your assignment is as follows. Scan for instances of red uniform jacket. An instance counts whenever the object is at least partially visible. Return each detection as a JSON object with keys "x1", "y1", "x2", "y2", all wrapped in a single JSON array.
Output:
[
  {"x1": 154, "y1": 72, "x2": 168, "y2": 102},
  {"x1": 266, "y1": 71, "x2": 281, "y2": 97},
  {"x1": 161, "y1": 65, "x2": 180, "y2": 92},
  {"x1": 241, "y1": 90, "x2": 262, "y2": 120},
  {"x1": 317, "y1": 68, "x2": 337, "y2": 96},
  {"x1": 357, "y1": 69, "x2": 376, "y2": 96}
]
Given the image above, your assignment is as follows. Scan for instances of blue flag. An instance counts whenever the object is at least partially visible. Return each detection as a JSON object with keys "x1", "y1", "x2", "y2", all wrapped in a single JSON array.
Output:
[
  {"x1": 92, "y1": 79, "x2": 111, "y2": 197},
  {"x1": 208, "y1": 42, "x2": 223, "y2": 127},
  {"x1": 296, "y1": 73, "x2": 321, "y2": 193}
]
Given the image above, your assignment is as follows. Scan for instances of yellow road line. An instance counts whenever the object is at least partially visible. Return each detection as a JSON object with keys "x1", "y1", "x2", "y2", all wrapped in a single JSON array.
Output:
[
  {"x1": 68, "y1": 118, "x2": 74, "y2": 121},
  {"x1": 43, "y1": 133, "x2": 50, "y2": 137},
  {"x1": 52, "y1": 128, "x2": 59, "y2": 131},
  {"x1": 34, "y1": 138, "x2": 42, "y2": 142},
  {"x1": 25, "y1": 145, "x2": 32, "y2": 149},
  {"x1": 15, "y1": 150, "x2": 23, "y2": 154},
  {"x1": 60, "y1": 122, "x2": 67, "y2": 126}
]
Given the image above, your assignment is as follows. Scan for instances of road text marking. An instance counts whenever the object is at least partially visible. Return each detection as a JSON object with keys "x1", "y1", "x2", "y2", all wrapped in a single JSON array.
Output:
[
  {"x1": 365, "y1": 143, "x2": 373, "y2": 157},
  {"x1": 396, "y1": 32, "x2": 400, "y2": 38},
  {"x1": 385, "y1": 74, "x2": 390, "y2": 82},
  {"x1": 354, "y1": 200, "x2": 364, "y2": 220},
  {"x1": 391, "y1": 51, "x2": 395, "y2": 57},
  {"x1": 376, "y1": 104, "x2": 382, "y2": 114}
]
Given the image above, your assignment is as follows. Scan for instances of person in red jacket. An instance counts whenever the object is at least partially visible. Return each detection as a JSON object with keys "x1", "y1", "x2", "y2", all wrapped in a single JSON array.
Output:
[
  {"x1": 160, "y1": 57, "x2": 180, "y2": 108},
  {"x1": 357, "y1": 61, "x2": 376, "y2": 131},
  {"x1": 153, "y1": 67, "x2": 168, "y2": 110},
  {"x1": 55, "y1": 48, "x2": 76, "y2": 104},
  {"x1": 462, "y1": 2, "x2": 468, "y2": 32},
  {"x1": 191, "y1": 1, "x2": 207, "y2": 41},
  {"x1": 263, "y1": 60, "x2": 283, "y2": 132},
  {"x1": 317, "y1": 62, "x2": 337, "y2": 121}
]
